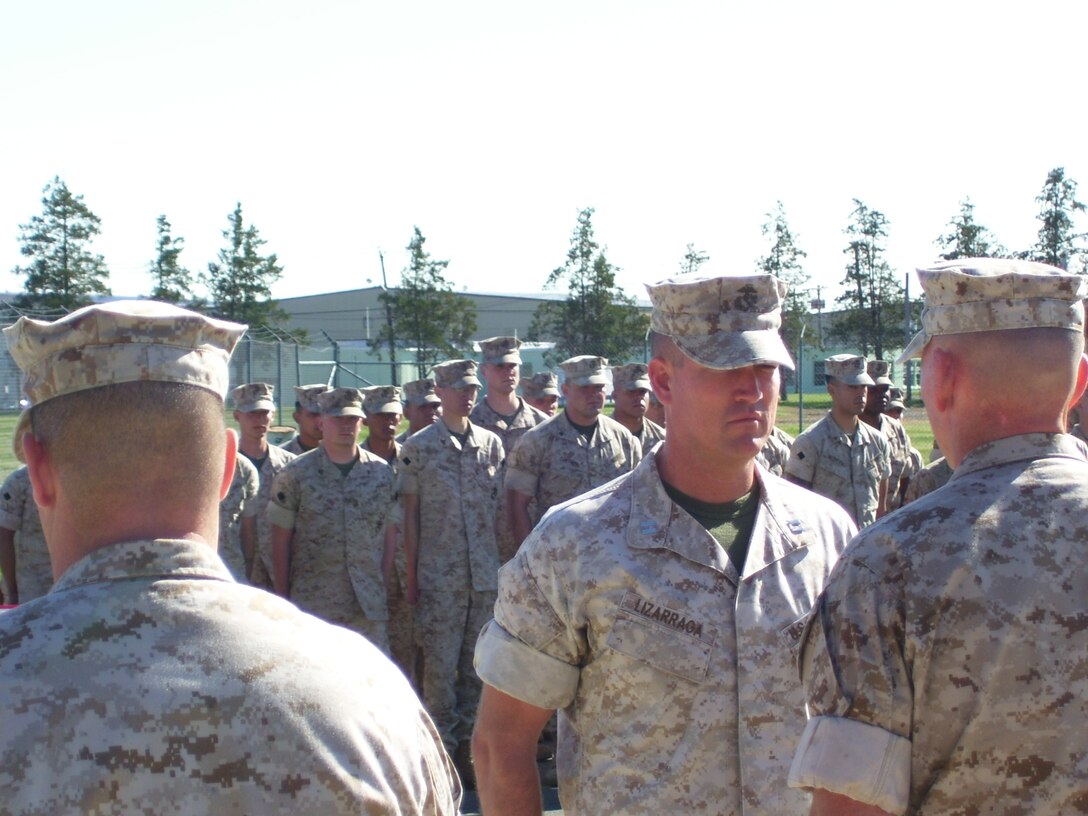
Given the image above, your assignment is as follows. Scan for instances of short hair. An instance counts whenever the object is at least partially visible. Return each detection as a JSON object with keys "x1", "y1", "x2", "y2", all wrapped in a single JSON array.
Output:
[{"x1": 32, "y1": 381, "x2": 227, "y2": 517}]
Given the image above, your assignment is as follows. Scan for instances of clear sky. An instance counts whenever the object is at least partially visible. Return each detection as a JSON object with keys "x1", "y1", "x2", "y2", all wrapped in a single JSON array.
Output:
[{"x1": 1, "y1": 0, "x2": 1085, "y2": 309}]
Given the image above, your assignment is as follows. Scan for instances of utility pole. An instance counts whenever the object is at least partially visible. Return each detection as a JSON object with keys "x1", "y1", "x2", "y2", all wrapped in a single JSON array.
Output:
[{"x1": 379, "y1": 250, "x2": 398, "y2": 386}]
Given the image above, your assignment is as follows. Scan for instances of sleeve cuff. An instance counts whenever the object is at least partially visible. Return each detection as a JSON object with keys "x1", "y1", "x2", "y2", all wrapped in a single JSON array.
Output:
[
  {"x1": 474, "y1": 619, "x2": 579, "y2": 710},
  {"x1": 265, "y1": 502, "x2": 297, "y2": 529},
  {"x1": 788, "y1": 715, "x2": 911, "y2": 815},
  {"x1": 503, "y1": 468, "x2": 537, "y2": 496}
]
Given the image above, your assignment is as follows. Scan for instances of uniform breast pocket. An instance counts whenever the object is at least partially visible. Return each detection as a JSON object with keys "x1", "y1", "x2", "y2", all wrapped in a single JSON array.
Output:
[
  {"x1": 777, "y1": 613, "x2": 811, "y2": 656},
  {"x1": 606, "y1": 614, "x2": 712, "y2": 684}
]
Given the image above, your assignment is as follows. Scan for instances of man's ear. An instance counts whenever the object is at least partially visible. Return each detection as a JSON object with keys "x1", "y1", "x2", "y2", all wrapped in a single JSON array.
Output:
[
  {"x1": 220, "y1": 428, "x2": 238, "y2": 502},
  {"x1": 23, "y1": 432, "x2": 57, "y2": 510},
  {"x1": 929, "y1": 345, "x2": 957, "y2": 412},
  {"x1": 647, "y1": 357, "x2": 672, "y2": 406}
]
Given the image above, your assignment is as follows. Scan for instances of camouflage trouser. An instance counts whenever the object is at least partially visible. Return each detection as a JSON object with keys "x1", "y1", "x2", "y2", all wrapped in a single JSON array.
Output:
[
  {"x1": 386, "y1": 562, "x2": 420, "y2": 690},
  {"x1": 417, "y1": 588, "x2": 497, "y2": 753},
  {"x1": 338, "y1": 615, "x2": 391, "y2": 657}
]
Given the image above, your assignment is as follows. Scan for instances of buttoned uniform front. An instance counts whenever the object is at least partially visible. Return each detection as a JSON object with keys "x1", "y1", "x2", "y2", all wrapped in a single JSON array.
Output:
[
  {"x1": 267, "y1": 444, "x2": 398, "y2": 653},
  {"x1": 475, "y1": 451, "x2": 856, "y2": 815},
  {"x1": 790, "y1": 434, "x2": 1088, "y2": 815},
  {"x1": 505, "y1": 411, "x2": 641, "y2": 526},
  {"x1": 217, "y1": 454, "x2": 259, "y2": 582},
  {"x1": 469, "y1": 396, "x2": 549, "y2": 562},
  {"x1": 398, "y1": 419, "x2": 505, "y2": 750},
  {"x1": 0, "y1": 466, "x2": 52, "y2": 602},
  {"x1": 246, "y1": 445, "x2": 296, "y2": 589},
  {"x1": 631, "y1": 416, "x2": 666, "y2": 453},
  {"x1": 785, "y1": 412, "x2": 891, "y2": 527},
  {"x1": 0, "y1": 537, "x2": 460, "y2": 814},
  {"x1": 871, "y1": 413, "x2": 913, "y2": 510}
]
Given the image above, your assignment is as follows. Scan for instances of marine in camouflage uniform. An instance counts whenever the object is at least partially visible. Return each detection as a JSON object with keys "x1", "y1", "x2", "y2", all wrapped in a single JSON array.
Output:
[
  {"x1": 756, "y1": 424, "x2": 794, "y2": 476},
  {"x1": 790, "y1": 259, "x2": 1088, "y2": 816},
  {"x1": 269, "y1": 388, "x2": 398, "y2": 653},
  {"x1": 900, "y1": 454, "x2": 953, "y2": 505},
  {"x1": 0, "y1": 300, "x2": 459, "y2": 813},
  {"x1": 0, "y1": 465, "x2": 52, "y2": 603},
  {"x1": 786, "y1": 355, "x2": 891, "y2": 527},
  {"x1": 474, "y1": 273, "x2": 856, "y2": 815},
  {"x1": 609, "y1": 362, "x2": 666, "y2": 452},
  {"x1": 282, "y1": 383, "x2": 329, "y2": 455},
  {"x1": 469, "y1": 336, "x2": 549, "y2": 563},
  {"x1": 505, "y1": 355, "x2": 641, "y2": 549},
  {"x1": 360, "y1": 385, "x2": 420, "y2": 686},
  {"x1": 217, "y1": 453, "x2": 259, "y2": 582},
  {"x1": 399, "y1": 360, "x2": 505, "y2": 756},
  {"x1": 860, "y1": 360, "x2": 915, "y2": 510},
  {"x1": 397, "y1": 378, "x2": 442, "y2": 443},
  {"x1": 231, "y1": 383, "x2": 297, "y2": 589}
]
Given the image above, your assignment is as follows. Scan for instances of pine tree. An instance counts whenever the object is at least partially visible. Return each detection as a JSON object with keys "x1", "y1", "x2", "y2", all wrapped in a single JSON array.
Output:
[
  {"x1": 756, "y1": 201, "x2": 810, "y2": 362},
  {"x1": 935, "y1": 198, "x2": 1006, "y2": 260},
  {"x1": 1025, "y1": 167, "x2": 1085, "y2": 269},
  {"x1": 204, "y1": 203, "x2": 287, "y2": 328},
  {"x1": 148, "y1": 215, "x2": 194, "y2": 304},
  {"x1": 13, "y1": 176, "x2": 110, "y2": 312}
]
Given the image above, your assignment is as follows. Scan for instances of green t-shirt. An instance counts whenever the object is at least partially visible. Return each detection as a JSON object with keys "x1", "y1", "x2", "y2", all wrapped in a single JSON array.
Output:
[{"x1": 662, "y1": 480, "x2": 761, "y2": 572}]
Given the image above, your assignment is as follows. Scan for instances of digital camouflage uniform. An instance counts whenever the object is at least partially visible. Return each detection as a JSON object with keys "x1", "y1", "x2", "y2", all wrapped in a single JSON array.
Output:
[
  {"x1": 791, "y1": 434, "x2": 1088, "y2": 814},
  {"x1": 755, "y1": 425, "x2": 793, "y2": 477},
  {"x1": 0, "y1": 538, "x2": 460, "y2": 814},
  {"x1": 786, "y1": 413, "x2": 891, "y2": 527},
  {"x1": 281, "y1": 433, "x2": 313, "y2": 456},
  {"x1": 268, "y1": 442, "x2": 398, "y2": 652},
  {"x1": 281, "y1": 383, "x2": 330, "y2": 456},
  {"x1": 399, "y1": 417, "x2": 504, "y2": 751},
  {"x1": 246, "y1": 444, "x2": 296, "y2": 589},
  {"x1": 505, "y1": 411, "x2": 641, "y2": 526},
  {"x1": 632, "y1": 416, "x2": 666, "y2": 452},
  {"x1": 469, "y1": 396, "x2": 548, "y2": 562},
  {"x1": 871, "y1": 413, "x2": 913, "y2": 510},
  {"x1": 901, "y1": 455, "x2": 953, "y2": 505},
  {"x1": 0, "y1": 465, "x2": 52, "y2": 602},
  {"x1": 217, "y1": 454, "x2": 259, "y2": 582},
  {"x1": 476, "y1": 452, "x2": 856, "y2": 814}
]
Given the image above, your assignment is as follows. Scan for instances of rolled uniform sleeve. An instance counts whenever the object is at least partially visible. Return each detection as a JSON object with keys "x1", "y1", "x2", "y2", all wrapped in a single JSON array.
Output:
[
  {"x1": 503, "y1": 433, "x2": 542, "y2": 498},
  {"x1": 397, "y1": 445, "x2": 422, "y2": 496},
  {"x1": 265, "y1": 468, "x2": 300, "y2": 529},
  {"x1": 789, "y1": 543, "x2": 912, "y2": 815},
  {"x1": 474, "y1": 544, "x2": 582, "y2": 710}
]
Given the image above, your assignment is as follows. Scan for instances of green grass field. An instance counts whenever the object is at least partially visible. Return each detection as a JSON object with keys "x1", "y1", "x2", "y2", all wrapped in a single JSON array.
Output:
[{"x1": 0, "y1": 399, "x2": 937, "y2": 485}]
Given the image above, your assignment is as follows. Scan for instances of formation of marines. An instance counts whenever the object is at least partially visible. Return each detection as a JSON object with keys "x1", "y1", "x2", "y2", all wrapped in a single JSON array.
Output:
[{"x1": 0, "y1": 257, "x2": 1084, "y2": 816}]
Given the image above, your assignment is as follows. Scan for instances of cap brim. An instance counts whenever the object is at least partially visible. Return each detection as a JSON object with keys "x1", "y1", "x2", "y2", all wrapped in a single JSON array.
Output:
[
  {"x1": 568, "y1": 374, "x2": 609, "y2": 386},
  {"x1": 485, "y1": 354, "x2": 521, "y2": 364},
  {"x1": 896, "y1": 330, "x2": 928, "y2": 365},
  {"x1": 448, "y1": 377, "x2": 481, "y2": 389},
  {"x1": 238, "y1": 400, "x2": 276, "y2": 413},
  {"x1": 674, "y1": 330, "x2": 795, "y2": 371},
  {"x1": 619, "y1": 380, "x2": 652, "y2": 391},
  {"x1": 836, "y1": 373, "x2": 876, "y2": 386},
  {"x1": 323, "y1": 407, "x2": 365, "y2": 417},
  {"x1": 367, "y1": 402, "x2": 403, "y2": 415}
]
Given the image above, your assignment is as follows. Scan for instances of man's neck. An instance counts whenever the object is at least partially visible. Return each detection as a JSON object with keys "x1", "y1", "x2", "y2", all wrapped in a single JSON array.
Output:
[
  {"x1": 859, "y1": 411, "x2": 882, "y2": 429},
  {"x1": 654, "y1": 440, "x2": 757, "y2": 505},
  {"x1": 485, "y1": 391, "x2": 519, "y2": 416},
  {"x1": 830, "y1": 408, "x2": 860, "y2": 435},
  {"x1": 238, "y1": 437, "x2": 268, "y2": 459},
  {"x1": 564, "y1": 408, "x2": 599, "y2": 428},
  {"x1": 442, "y1": 414, "x2": 470, "y2": 434},
  {"x1": 299, "y1": 433, "x2": 320, "y2": 448},
  {"x1": 366, "y1": 436, "x2": 397, "y2": 463},
  {"x1": 324, "y1": 441, "x2": 359, "y2": 465}
]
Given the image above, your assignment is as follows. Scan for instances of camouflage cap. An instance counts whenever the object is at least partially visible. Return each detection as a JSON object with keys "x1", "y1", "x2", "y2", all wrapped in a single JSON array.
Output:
[
  {"x1": 826, "y1": 354, "x2": 874, "y2": 386},
  {"x1": 316, "y1": 387, "x2": 365, "y2": 417},
  {"x1": 361, "y1": 385, "x2": 403, "y2": 415},
  {"x1": 294, "y1": 383, "x2": 331, "y2": 413},
  {"x1": 887, "y1": 386, "x2": 906, "y2": 412},
  {"x1": 432, "y1": 359, "x2": 481, "y2": 389},
  {"x1": 4, "y1": 300, "x2": 245, "y2": 407},
  {"x1": 645, "y1": 273, "x2": 795, "y2": 371},
  {"x1": 232, "y1": 382, "x2": 276, "y2": 413},
  {"x1": 612, "y1": 362, "x2": 652, "y2": 391},
  {"x1": 479, "y1": 336, "x2": 522, "y2": 365},
  {"x1": 402, "y1": 378, "x2": 441, "y2": 406},
  {"x1": 560, "y1": 355, "x2": 609, "y2": 386},
  {"x1": 898, "y1": 258, "x2": 1088, "y2": 363},
  {"x1": 521, "y1": 370, "x2": 559, "y2": 398},
  {"x1": 866, "y1": 360, "x2": 894, "y2": 386}
]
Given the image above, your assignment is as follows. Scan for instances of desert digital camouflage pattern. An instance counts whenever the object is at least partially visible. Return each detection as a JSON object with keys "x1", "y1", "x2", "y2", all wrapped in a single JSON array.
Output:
[
  {"x1": 267, "y1": 445, "x2": 398, "y2": 652},
  {"x1": 399, "y1": 420, "x2": 505, "y2": 749},
  {"x1": 469, "y1": 396, "x2": 549, "y2": 561},
  {"x1": 791, "y1": 434, "x2": 1088, "y2": 815},
  {"x1": 246, "y1": 444, "x2": 296, "y2": 589},
  {"x1": 786, "y1": 413, "x2": 891, "y2": 527},
  {"x1": 632, "y1": 416, "x2": 666, "y2": 452},
  {"x1": 478, "y1": 335, "x2": 522, "y2": 364},
  {"x1": 231, "y1": 381, "x2": 275, "y2": 413},
  {"x1": 520, "y1": 370, "x2": 560, "y2": 400},
  {"x1": 217, "y1": 454, "x2": 259, "y2": 582},
  {"x1": 4, "y1": 300, "x2": 244, "y2": 404},
  {"x1": 755, "y1": 426, "x2": 793, "y2": 477},
  {"x1": 505, "y1": 412, "x2": 641, "y2": 523},
  {"x1": 0, "y1": 537, "x2": 460, "y2": 814},
  {"x1": 872, "y1": 413, "x2": 913, "y2": 510},
  {"x1": 0, "y1": 465, "x2": 52, "y2": 601},
  {"x1": 901, "y1": 454, "x2": 953, "y2": 505},
  {"x1": 475, "y1": 452, "x2": 855, "y2": 814}
]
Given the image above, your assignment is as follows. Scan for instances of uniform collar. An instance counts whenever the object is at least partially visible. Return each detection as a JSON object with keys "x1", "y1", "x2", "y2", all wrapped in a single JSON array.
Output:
[
  {"x1": 953, "y1": 432, "x2": 1088, "y2": 480},
  {"x1": 53, "y1": 538, "x2": 233, "y2": 593},
  {"x1": 624, "y1": 452, "x2": 812, "y2": 579},
  {"x1": 435, "y1": 418, "x2": 480, "y2": 450}
]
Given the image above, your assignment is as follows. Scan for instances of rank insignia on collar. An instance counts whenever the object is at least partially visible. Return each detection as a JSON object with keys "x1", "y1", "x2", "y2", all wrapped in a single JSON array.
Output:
[
  {"x1": 787, "y1": 519, "x2": 805, "y2": 534},
  {"x1": 640, "y1": 520, "x2": 658, "y2": 535}
]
